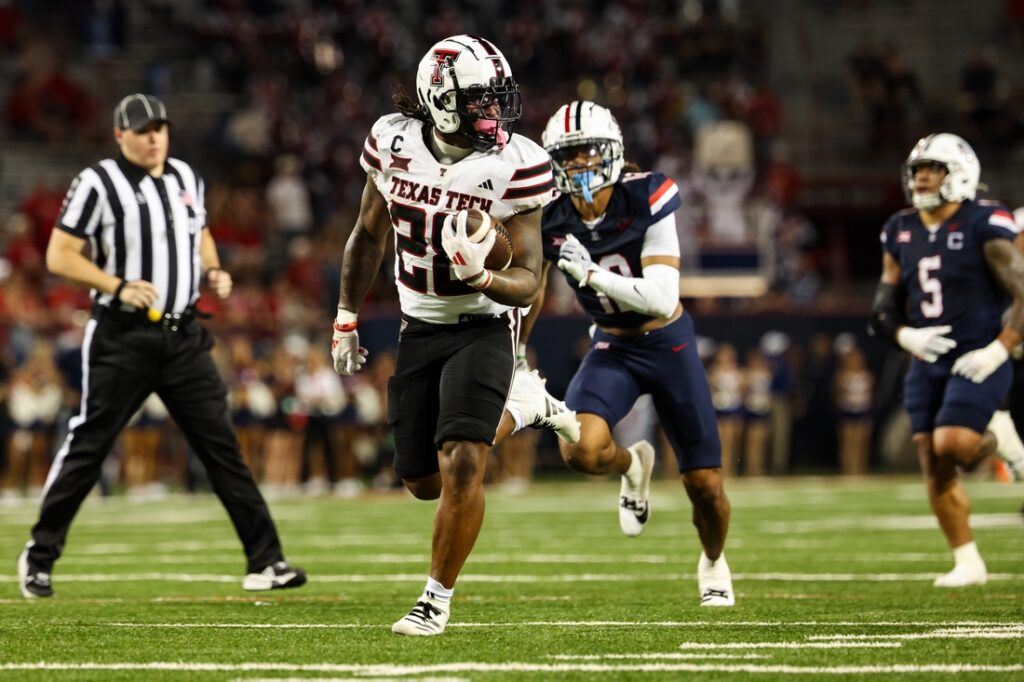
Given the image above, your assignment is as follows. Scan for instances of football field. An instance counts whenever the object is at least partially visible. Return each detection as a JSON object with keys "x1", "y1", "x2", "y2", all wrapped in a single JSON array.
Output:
[{"x1": 1, "y1": 476, "x2": 1022, "y2": 681}]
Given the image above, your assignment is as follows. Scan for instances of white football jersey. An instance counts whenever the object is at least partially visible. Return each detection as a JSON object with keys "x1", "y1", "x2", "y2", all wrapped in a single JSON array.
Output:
[{"x1": 360, "y1": 114, "x2": 554, "y2": 324}]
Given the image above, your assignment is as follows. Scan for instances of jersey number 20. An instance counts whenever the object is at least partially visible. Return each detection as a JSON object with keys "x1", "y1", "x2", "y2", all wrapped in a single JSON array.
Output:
[{"x1": 391, "y1": 202, "x2": 475, "y2": 297}]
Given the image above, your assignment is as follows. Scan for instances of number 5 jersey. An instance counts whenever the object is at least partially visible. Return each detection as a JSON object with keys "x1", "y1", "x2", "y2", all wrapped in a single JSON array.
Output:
[
  {"x1": 881, "y1": 199, "x2": 1018, "y2": 361},
  {"x1": 360, "y1": 113, "x2": 554, "y2": 324}
]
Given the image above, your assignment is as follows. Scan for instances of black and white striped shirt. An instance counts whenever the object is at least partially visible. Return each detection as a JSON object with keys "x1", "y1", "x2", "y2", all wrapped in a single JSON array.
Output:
[{"x1": 57, "y1": 155, "x2": 207, "y2": 315}]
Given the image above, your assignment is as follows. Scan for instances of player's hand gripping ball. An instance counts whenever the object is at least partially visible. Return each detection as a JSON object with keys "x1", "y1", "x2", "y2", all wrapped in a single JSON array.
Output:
[{"x1": 456, "y1": 208, "x2": 514, "y2": 271}]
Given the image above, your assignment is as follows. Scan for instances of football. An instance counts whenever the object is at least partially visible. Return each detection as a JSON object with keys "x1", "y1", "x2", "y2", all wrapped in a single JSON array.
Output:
[{"x1": 461, "y1": 208, "x2": 514, "y2": 271}]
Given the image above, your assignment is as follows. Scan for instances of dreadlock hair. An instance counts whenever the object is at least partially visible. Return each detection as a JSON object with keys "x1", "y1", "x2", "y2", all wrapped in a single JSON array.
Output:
[{"x1": 393, "y1": 85, "x2": 431, "y2": 124}]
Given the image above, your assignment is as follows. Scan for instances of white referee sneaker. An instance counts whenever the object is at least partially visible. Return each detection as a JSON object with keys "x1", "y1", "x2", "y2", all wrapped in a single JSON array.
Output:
[{"x1": 17, "y1": 94, "x2": 306, "y2": 598}]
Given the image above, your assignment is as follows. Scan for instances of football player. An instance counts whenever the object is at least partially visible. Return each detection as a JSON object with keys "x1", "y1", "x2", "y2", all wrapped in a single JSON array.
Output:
[
  {"x1": 330, "y1": 35, "x2": 578, "y2": 636},
  {"x1": 519, "y1": 101, "x2": 735, "y2": 607},
  {"x1": 870, "y1": 133, "x2": 1024, "y2": 586}
]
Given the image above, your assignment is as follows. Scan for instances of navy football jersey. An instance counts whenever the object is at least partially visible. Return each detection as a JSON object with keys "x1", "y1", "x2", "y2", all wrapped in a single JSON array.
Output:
[
  {"x1": 541, "y1": 171, "x2": 681, "y2": 328},
  {"x1": 881, "y1": 200, "x2": 1018, "y2": 359}
]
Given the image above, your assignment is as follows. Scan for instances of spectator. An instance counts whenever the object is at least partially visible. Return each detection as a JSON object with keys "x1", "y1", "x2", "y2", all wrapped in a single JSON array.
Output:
[
  {"x1": 833, "y1": 346, "x2": 875, "y2": 476},
  {"x1": 5, "y1": 41, "x2": 96, "y2": 143}
]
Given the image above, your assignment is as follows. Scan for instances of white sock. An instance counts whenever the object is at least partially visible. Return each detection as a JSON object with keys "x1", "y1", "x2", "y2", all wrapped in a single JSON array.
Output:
[
  {"x1": 952, "y1": 541, "x2": 983, "y2": 567},
  {"x1": 624, "y1": 448, "x2": 642, "y2": 482},
  {"x1": 425, "y1": 577, "x2": 453, "y2": 602},
  {"x1": 700, "y1": 550, "x2": 727, "y2": 570},
  {"x1": 506, "y1": 405, "x2": 526, "y2": 433}
]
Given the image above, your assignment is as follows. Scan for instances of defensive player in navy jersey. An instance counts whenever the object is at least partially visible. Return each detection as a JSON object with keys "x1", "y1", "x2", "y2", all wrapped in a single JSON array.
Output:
[
  {"x1": 870, "y1": 133, "x2": 1024, "y2": 587},
  {"x1": 519, "y1": 102, "x2": 734, "y2": 606}
]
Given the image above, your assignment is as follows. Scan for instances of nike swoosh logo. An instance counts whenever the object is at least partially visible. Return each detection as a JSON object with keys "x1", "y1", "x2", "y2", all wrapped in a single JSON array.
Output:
[{"x1": 672, "y1": 343, "x2": 688, "y2": 353}]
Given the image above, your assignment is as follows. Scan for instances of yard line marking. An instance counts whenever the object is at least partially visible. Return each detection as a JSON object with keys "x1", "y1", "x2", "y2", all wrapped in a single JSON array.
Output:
[
  {"x1": 8, "y1": 572, "x2": 1021, "y2": 584},
  {"x1": 231, "y1": 678, "x2": 468, "y2": 682},
  {"x1": 107, "y1": 620, "x2": 1024, "y2": 630},
  {"x1": 550, "y1": 654, "x2": 769, "y2": 660},
  {"x1": 64, "y1": 553, "x2": 673, "y2": 566},
  {"x1": 810, "y1": 626, "x2": 1024, "y2": 641},
  {"x1": 59, "y1": 551, "x2": 1024, "y2": 566},
  {"x1": 677, "y1": 642, "x2": 902, "y2": 650},
  {"x1": 3, "y1": 662, "x2": 1022, "y2": 674},
  {"x1": 758, "y1": 512, "x2": 1022, "y2": 533}
]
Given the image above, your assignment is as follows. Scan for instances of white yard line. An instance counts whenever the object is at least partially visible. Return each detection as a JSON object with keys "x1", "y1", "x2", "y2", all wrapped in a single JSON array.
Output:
[
  {"x1": 549, "y1": 654, "x2": 769, "y2": 660},
  {"x1": 810, "y1": 626, "x2": 1024, "y2": 641},
  {"x1": 106, "y1": 620, "x2": 1024, "y2": 629},
  {"x1": 758, "y1": 512, "x2": 1022, "y2": 533},
  {"x1": 6, "y1": 571, "x2": 1022, "y2": 583},
  {"x1": 1, "y1": 662, "x2": 1021, "y2": 675},
  {"x1": 55, "y1": 551, "x2": 1024, "y2": 565},
  {"x1": 677, "y1": 642, "x2": 902, "y2": 649}
]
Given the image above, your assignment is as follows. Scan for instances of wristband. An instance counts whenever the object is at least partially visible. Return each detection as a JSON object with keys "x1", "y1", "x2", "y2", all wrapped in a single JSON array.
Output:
[
  {"x1": 335, "y1": 308, "x2": 358, "y2": 332},
  {"x1": 465, "y1": 270, "x2": 493, "y2": 290},
  {"x1": 113, "y1": 280, "x2": 128, "y2": 301}
]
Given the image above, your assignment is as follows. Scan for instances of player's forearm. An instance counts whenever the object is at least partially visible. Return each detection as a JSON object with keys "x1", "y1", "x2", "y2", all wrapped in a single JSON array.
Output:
[
  {"x1": 47, "y1": 245, "x2": 121, "y2": 295},
  {"x1": 587, "y1": 264, "x2": 680, "y2": 318},
  {"x1": 480, "y1": 266, "x2": 539, "y2": 307},
  {"x1": 199, "y1": 229, "x2": 221, "y2": 273},
  {"x1": 997, "y1": 302, "x2": 1024, "y2": 350},
  {"x1": 518, "y1": 264, "x2": 549, "y2": 345},
  {"x1": 338, "y1": 227, "x2": 387, "y2": 312}
]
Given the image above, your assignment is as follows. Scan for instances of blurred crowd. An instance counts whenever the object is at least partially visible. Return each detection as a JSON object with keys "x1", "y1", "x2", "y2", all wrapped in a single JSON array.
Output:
[
  {"x1": 2, "y1": 1, "x2": 1022, "y2": 496},
  {"x1": 0, "y1": 322, "x2": 888, "y2": 502}
]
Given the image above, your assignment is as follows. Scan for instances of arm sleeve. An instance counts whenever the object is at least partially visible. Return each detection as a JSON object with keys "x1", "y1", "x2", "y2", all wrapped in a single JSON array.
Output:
[
  {"x1": 639, "y1": 213, "x2": 681, "y2": 259},
  {"x1": 56, "y1": 168, "x2": 104, "y2": 237},
  {"x1": 586, "y1": 212, "x2": 681, "y2": 317},
  {"x1": 587, "y1": 263, "x2": 680, "y2": 318}
]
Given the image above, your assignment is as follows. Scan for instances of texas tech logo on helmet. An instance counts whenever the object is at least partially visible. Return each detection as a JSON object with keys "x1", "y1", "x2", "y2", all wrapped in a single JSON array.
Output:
[{"x1": 430, "y1": 49, "x2": 460, "y2": 86}]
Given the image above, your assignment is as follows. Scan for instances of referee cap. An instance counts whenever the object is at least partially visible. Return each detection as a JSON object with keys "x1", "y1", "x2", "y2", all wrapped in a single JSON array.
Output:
[{"x1": 114, "y1": 94, "x2": 169, "y2": 132}]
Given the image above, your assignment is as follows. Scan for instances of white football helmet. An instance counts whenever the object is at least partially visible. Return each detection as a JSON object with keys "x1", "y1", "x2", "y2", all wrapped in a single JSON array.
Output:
[
  {"x1": 542, "y1": 102, "x2": 625, "y2": 203},
  {"x1": 902, "y1": 133, "x2": 980, "y2": 210},
  {"x1": 414, "y1": 34, "x2": 520, "y2": 152}
]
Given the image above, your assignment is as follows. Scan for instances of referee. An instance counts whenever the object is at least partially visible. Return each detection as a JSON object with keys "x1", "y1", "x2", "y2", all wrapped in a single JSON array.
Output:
[{"x1": 17, "y1": 94, "x2": 306, "y2": 598}]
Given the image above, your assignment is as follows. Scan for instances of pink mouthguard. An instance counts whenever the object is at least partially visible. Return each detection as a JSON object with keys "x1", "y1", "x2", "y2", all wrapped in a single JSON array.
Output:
[{"x1": 474, "y1": 119, "x2": 509, "y2": 149}]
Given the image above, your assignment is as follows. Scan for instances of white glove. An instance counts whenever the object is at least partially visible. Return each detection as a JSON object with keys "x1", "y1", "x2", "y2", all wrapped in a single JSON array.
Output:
[
  {"x1": 441, "y1": 211, "x2": 495, "y2": 289},
  {"x1": 331, "y1": 309, "x2": 368, "y2": 375},
  {"x1": 896, "y1": 325, "x2": 957, "y2": 363},
  {"x1": 557, "y1": 233, "x2": 597, "y2": 287},
  {"x1": 952, "y1": 339, "x2": 1009, "y2": 384}
]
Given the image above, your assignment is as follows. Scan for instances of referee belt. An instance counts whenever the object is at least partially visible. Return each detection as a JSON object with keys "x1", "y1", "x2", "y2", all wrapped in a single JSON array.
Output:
[{"x1": 91, "y1": 302, "x2": 197, "y2": 332}]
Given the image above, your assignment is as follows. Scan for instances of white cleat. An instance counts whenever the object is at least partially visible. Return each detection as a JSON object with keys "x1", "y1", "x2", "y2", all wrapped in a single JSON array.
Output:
[
  {"x1": 698, "y1": 551, "x2": 735, "y2": 606},
  {"x1": 987, "y1": 410, "x2": 1024, "y2": 482},
  {"x1": 619, "y1": 440, "x2": 654, "y2": 537},
  {"x1": 507, "y1": 368, "x2": 580, "y2": 443},
  {"x1": 391, "y1": 595, "x2": 450, "y2": 636},
  {"x1": 933, "y1": 560, "x2": 988, "y2": 588}
]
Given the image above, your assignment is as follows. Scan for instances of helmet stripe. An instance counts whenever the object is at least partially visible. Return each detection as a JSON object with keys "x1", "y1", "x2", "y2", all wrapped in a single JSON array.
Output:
[
  {"x1": 575, "y1": 100, "x2": 582, "y2": 132},
  {"x1": 468, "y1": 34, "x2": 504, "y2": 79},
  {"x1": 563, "y1": 103, "x2": 572, "y2": 133}
]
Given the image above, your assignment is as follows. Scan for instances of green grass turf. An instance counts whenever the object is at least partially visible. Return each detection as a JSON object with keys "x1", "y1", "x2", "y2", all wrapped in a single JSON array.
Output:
[{"x1": 0, "y1": 476, "x2": 1022, "y2": 680}]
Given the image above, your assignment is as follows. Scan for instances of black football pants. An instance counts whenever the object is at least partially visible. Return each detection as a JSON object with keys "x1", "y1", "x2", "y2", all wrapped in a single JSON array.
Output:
[{"x1": 26, "y1": 312, "x2": 283, "y2": 573}]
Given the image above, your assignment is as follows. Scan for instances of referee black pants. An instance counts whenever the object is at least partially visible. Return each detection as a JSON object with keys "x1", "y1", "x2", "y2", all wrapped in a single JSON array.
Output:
[{"x1": 27, "y1": 311, "x2": 284, "y2": 573}]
